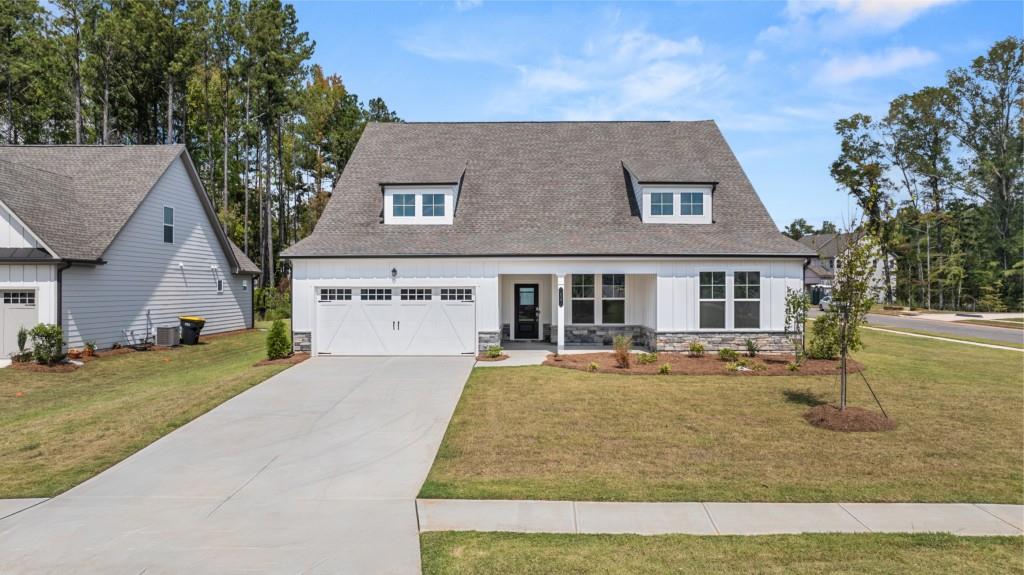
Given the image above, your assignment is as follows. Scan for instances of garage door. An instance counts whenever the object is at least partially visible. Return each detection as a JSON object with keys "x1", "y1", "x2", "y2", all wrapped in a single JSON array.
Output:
[
  {"x1": 315, "y1": 287, "x2": 476, "y2": 356},
  {"x1": 1, "y1": 290, "x2": 37, "y2": 357}
]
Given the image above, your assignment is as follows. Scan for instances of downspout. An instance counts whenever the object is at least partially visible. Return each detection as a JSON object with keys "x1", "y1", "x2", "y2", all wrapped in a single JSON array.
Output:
[{"x1": 56, "y1": 261, "x2": 73, "y2": 333}]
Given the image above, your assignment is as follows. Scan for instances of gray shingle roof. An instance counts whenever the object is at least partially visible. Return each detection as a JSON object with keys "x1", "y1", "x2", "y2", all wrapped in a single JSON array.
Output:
[
  {"x1": 798, "y1": 232, "x2": 862, "y2": 259},
  {"x1": 284, "y1": 121, "x2": 814, "y2": 258},
  {"x1": 0, "y1": 145, "x2": 259, "y2": 274}
]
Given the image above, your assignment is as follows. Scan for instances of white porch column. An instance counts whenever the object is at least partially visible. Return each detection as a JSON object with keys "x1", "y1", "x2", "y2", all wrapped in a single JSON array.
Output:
[{"x1": 556, "y1": 273, "x2": 566, "y2": 352}]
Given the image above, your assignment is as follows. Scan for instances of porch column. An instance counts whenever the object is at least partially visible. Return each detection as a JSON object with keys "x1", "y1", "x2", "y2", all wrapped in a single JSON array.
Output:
[{"x1": 556, "y1": 273, "x2": 565, "y2": 352}]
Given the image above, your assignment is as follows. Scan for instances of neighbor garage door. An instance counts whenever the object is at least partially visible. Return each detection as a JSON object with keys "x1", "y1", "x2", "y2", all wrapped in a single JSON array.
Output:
[
  {"x1": 1, "y1": 290, "x2": 37, "y2": 357},
  {"x1": 315, "y1": 287, "x2": 476, "y2": 356}
]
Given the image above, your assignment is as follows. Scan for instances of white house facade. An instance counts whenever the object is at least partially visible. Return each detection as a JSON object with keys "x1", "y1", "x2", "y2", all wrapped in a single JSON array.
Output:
[
  {"x1": 283, "y1": 121, "x2": 814, "y2": 356},
  {"x1": 0, "y1": 145, "x2": 259, "y2": 355}
]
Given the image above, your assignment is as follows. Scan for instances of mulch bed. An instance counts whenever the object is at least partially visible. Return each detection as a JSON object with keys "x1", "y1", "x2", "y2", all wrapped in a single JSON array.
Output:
[
  {"x1": 803, "y1": 404, "x2": 897, "y2": 432},
  {"x1": 476, "y1": 354, "x2": 510, "y2": 362},
  {"x1": 254, "y1": 352, "x2": 309, "y2": 367},
  {"x1": 544, "y1": 352, "x2": 860, "y2": 376},
  {"x1": 11, "y1": 361, "x2": 80, "y2": 373}
]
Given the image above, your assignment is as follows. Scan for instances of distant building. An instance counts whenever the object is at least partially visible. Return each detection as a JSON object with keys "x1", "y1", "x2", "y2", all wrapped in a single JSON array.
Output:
[{"x1": 798, "y1": 232, "x2": 893, "y2": 304}]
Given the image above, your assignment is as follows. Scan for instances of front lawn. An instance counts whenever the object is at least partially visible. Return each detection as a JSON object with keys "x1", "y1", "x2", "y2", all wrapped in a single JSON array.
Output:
[
  {"x1": 421, "y1": 532, "x2": 1024, "y2": 575},
  {"x1": 0, "y1": 329, "x2": 290, "y2": 498},
  {"x1": 421, "y1": 330, "x2": 1023, "y2": 503}
]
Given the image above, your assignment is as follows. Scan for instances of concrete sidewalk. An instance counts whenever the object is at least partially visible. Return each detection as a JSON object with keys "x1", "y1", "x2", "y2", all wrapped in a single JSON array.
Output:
[{"x1": 417, "y1": 499, "x2": 1024, "y2": 536}]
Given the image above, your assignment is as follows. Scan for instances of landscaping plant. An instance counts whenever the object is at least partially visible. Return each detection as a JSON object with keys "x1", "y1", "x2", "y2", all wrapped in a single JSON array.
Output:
[
  {"x1": 588, "y1": 361, "x2": 600, "y2": 372},
  {"x1": 687, "y1": 341, "x2": 705, "y2": 357},
  {"x1": 718, "y1": 348, "x2": 739, "y2": 362},
  {"x1": 28, "y1": 324, "x2": 64, "y2": 365},
  {"x1": 659, "y1": 363, "x2": 671, "y2": 375},
  {"x1": 745, "y1": 339, "x2": 760, "y2": 357},
  {"x1": 16, "y1": 327, "x2": 27, "y2": 354},
  {"x1": 265, "y1": 319, "x2": 291, "y2": 360},
  {"x1": 636, "y1": 352, "x2": 658, "y2": 365},
  {"x1": 485, "y1": 345, "x2": 503, "y2": 359},
  {"x1": 784, "y1": 288, "x2": 810, "y2": 361},
  {"x1": 612, "y1": 335, "x2": 632, "y2": 368}
]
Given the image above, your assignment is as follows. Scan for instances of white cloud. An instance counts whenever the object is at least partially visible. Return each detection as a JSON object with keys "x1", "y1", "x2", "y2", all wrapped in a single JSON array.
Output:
[
  {"x1": 816, "y1": 46, "x2": 938, "y2": 84},
  {"x1": 517, "y1": 65, "x2": 588, "y2": 93},
  {"x1": 454, "y1": 0, "x2": 482, "y2": 11},
  {"x1": 759, "y1": 0, "x2": 958, "y2": 43},
  {"x1": 746, "y1": 49, "x2": 766, "y2": 64}
]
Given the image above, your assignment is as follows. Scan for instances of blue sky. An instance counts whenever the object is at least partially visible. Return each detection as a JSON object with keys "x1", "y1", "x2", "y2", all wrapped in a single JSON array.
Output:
[{"x1": 293, "y1": 0, "x2": 1021, "y2": 230}]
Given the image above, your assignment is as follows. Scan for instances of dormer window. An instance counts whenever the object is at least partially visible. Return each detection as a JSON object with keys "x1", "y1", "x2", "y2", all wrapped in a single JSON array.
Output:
[
  {"x1": 383, "y1": 185, "x2": 456, "y2": 225},
  {"x1": 680, "y1": 192, "x2": 704, "y2": 216},
  {"x1": 650, "y1": 192, "x2": 673, "y2": 215},
  {"x1": 640, "y1": 184, "x2": 713, "y2": 224}
]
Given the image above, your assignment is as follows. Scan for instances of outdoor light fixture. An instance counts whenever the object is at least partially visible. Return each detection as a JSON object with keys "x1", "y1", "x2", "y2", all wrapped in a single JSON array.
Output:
[{"x1": 391, "y1": 267, "x2": 398, "y2": 279}]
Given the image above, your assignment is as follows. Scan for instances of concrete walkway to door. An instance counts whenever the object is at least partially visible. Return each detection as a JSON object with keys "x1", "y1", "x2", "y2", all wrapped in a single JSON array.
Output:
[{"x1": 0, "y1": 356, "x2": 474, "y2": 574}]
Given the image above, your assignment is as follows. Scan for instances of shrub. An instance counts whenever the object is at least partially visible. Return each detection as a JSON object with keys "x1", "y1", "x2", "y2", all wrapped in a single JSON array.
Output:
[
  {"x1": 787, "y1": 362, "x2": 801, "y2": 372},
  {"x1": 16, "y1": 326, "x2": 27, "y2": 353},
  {"x1": 807, "y1": 315, "x2": 841, "y2": 359},
  {"x1": 745, "y1": 339, "x2": 760, "y2": 357},
  {"x1": 255, "y1": 287, "x2": 291, "y2": 322},
  {"x1": 751, "y1": 362, "x2": 767, "y2": 372},
  {"x1": 84, "y1": 340, "x2": 96, "y2": 352},
  {"x1": 659, "y1": 363, "x2": 672, "y2": 375},
  {"x1": 29, "y1": 324, "x2": 64, "y2": 365},
  {"x1": 588, "y1": 361, "x2": 600, "y2": 372},
  {"x1": 688, "y1": 341, "x2": 705, "y2": 357},
  {"x1": 718, "y1": 347, "x2": 739, "y2": 362},
  {"x1": 612, "y1": 335, "x2": 632, "y2": 368},
  {"x1": 485, "y1": 345, "x2": 503, "y2": 359},
  {"x1": 637, "y1": 352, "x2": 658, "y2": 365},
  {"x1": 265, "y1": 319, "x2": 291, "y2": 360}
]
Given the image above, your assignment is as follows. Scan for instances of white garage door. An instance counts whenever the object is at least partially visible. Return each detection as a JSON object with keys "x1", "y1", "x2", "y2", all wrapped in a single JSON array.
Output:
[
  {"x1": 315, "y1": 287, "x2": 476, "y2": 356},
  {"x1": 1, "y1": 290, "x2": 38, "y2": 357}
]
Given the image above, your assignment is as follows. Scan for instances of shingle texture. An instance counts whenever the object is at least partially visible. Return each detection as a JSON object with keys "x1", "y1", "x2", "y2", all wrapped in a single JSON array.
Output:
[
  {"x1": 0, "y1": 145, "x2": 259, "y2": 274},
  {"x1": 798, "y1": 232, "x2": 863, "y2": 259},
  {"x1": 284, "y1": 121, "x2": 814, "y2": 258}
]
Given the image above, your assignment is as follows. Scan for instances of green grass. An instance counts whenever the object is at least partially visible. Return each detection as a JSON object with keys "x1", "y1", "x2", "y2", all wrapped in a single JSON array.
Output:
[
  {"x1": 865, "y1": 325, "x2": 1024, "y2": 348},
  {"x1": 421, "y1": 532, "x2": 1024, "y2": 575},
  {"x1": 0, "y1": 329, "x2": 290, "y2": 498},
  {"x1": 421, "y1": 329, "x2": 1024, "y2": 503}
]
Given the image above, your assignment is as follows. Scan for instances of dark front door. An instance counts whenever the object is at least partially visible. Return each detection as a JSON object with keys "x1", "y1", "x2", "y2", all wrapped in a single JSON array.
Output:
[{"x1": 514, "y1": 284, "x2": 540, "y2": 339}]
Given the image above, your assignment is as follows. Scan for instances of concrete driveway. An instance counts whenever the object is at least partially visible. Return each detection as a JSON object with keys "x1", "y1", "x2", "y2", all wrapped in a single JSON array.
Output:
[{"x1": 0, "y1": 356, "x2": 474, "y2": 574}]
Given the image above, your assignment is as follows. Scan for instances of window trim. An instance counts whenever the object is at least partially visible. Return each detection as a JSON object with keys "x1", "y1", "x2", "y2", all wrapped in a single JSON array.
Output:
[
  {"x1": 570, "y1": 273, "x2": 595, "y2": 325},
  {"x1": 163, "y1": 206, "x2": 174, "y2": 244},
  {"x1": 382, "y1": 185, "x2": 456, "y2": 225},
  {"x1": 733, "y1": 271, "x2": 761, "y2": 329},
  {"x1": 600, "y1": 273, "x2": 626, "y2": 325},
  {"x1": 422, "y1": 193, "x2": 446, "y2": 217},
  {"x1": 641, "y1": 185, "x2": 712, "y2": 224},
  {"x1": 650, "y1": 192, "x2": 673, "y2": 216},
  {"x1": 318, "y1": 288, "x2": 353, "y2": 302},
  {"x1": 392, "y1": 193, "x2": 415, "y2": 218},
  {"x1": 698, "y1": 271, "x2": 727, "y2": 330}
]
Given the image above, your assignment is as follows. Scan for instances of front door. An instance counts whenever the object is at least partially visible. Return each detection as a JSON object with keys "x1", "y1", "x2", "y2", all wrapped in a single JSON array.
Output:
[{"x1": 514, "y1": 284, "x2": 539, "y2": 339}]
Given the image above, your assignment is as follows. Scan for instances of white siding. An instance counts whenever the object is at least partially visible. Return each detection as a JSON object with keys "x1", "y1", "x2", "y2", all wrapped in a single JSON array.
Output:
[
  {"x1": 61, "y1": 157, "x2": 252, "y2": 349},
  {"x1": 292, "y1": 258, "x2": 803, "y2": 340},
  {"x1": 0, "y1": 203, "x2": 44, "y2": 248},
  {"x1": 0, "y1": 264, "x2": 58, "y2": 324}
]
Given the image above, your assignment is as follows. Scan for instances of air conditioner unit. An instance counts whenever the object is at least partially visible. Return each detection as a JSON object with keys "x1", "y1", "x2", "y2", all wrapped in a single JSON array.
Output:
[{"x1": 156, "y1": 326, "x2": 180, "y2": 347}]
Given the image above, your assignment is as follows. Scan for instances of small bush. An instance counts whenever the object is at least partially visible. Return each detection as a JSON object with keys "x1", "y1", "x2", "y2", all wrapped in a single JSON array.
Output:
[
  {"x1": 612, "y1": 335, "x2": 632, "y2": 368},
  {"x1": 485, "y1": 345, "x2": 503, "y2": 359},
  {"x1": 745, "y1": 339, "x2": 760, "y2": 357},
  {"x1": 687, "y1": 341, "x2": 705, "y2": 357},
  {"x1": 787, "y1": 362, "x2": 801, "y2": 372},
  {"x1": 808, "y1": 315, "x2": 841, "y2": 359},
  {"x1": 16, "y1": 326, "x2": 28, "y2": 353},
  {"x1": 588, "y1": 361, "x2": 600, "y2": 372},
  {"x1": 29, "y1": 323, "x2": 64, "y2": 365},
  {"x1": 659, "y1": 363, "x2": 672, "y2": 375},
  {"x1": 84, "y1": 340, "x2": 96, "y2": 352},
  {"x1": 751, "y1": 362, "x2": 767, "y2": 372},
  {"x1": 636, "y1": 352, "x2": 658, "y2": 365},
  {"x1": 718, "y1": 347, "x2": 739, "y2": 362},
  {"x1": 726, "y1": 358, "x2": 752, "y2": 372},
  {"x1": 265, "y1": 319, "x2": 291, "y2": 360}
]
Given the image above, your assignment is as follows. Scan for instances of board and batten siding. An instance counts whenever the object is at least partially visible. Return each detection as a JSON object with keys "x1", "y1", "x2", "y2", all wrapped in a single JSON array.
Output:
[
  {"x1": 0, "y1": 204, "x2": 58, "y2": 327},
  {"x1": 62, "y1": 157, "x2": 252, "y2": 349},
  {"x1": 0, "y1": 203, "x2": 45, "y2": 248}
]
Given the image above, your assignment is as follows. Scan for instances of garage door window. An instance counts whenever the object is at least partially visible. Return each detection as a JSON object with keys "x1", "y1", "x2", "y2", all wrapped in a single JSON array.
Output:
[
  {"x1": 3, "y1": 291, "x2": 34, "y2": 305},
  {"x1": 400, "y1": 288, "x2": 432, "y2": 301},
  {"x1": 361, "y1": 288, "x2": 392, "y2": 301},
  {"x1": 319, "y1": 288, "x2": 352, "y2": 302},
  {"x1": 440, "y1": 288, "x2": 473, "y2": 301}
]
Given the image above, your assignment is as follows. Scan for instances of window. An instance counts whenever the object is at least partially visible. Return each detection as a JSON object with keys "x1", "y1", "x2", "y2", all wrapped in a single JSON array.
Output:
[
  {"x1": 392, "y1": 194, "x2": 415, "y2": 217},
  {"x1": 571, "y1": 274, "x2": 595, "y2": 323},
  {"x1": 360, "y1": 288, "x2": 392, "y2": 301},
  {"x1": 319, "y1": 288, "x2": 352, "y2": 302},
  {"x1": 400, "y1": 288, "x2": 432, "y2": 301},
  {"x1": 680, "y1": 192, "x2": 704, "y2": 216},
  {"x1": 699, "y1": 271, "x2": 726, "y2": 329},
  {"x1": 163, "y1": 207, "x2": 174, "y2": 243},
  {"x1": 3, "y1": 291, "x2": 34, "y2": 305},
  {"x1": 440, "y1": 288, "x2": 474, "y2": 301},
  {"x1": 650, "y1": 192, "x2": 673, "y2": 216},
  {"x1": 734, "y1": 271, "x2": 760, "y2": 329},
  {"x1": 217, "y1": 279, "x2": 224, "y2": 293},
  {"x1": 423, "y1": 194, "x2": 445, "y2": 217},
  {"x1": 601, "y1": 274, "x2": 625, "y2": 324}
]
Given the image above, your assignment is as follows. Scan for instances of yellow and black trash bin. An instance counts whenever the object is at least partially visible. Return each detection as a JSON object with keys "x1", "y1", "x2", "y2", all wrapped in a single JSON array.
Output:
[{"x1": 178, "y1": 316, "x2": 206, "y2": 345}]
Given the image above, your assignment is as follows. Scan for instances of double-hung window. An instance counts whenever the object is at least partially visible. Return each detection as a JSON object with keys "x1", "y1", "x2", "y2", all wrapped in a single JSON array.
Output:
[
  {"x1": 680, "y1": 192, "x2": 703, "y2": 215},
  {"x1": 392, "y1": 194, "x2": 415, "y2": 217},
  {"x1": 571, "y1": 274, "x2": 595, "y2": 324},
  {"x1": 734, "y1": 272, "x2": 760, "y2": 329},
  {"x1": 699, "y1": 271, "x2": 726, "y2": 329},
  {"x1": 163, "y1": 207, "x2": 174, "y2": 243},
  {"x1": 650, "y1": 192, "x2": 673, "y2": 216},
  {"x1": 601, "y1": 274, "x2": 625, "y2": 324},
  {"x1": 422, "y1": 194, "x2": 445, "y2": 217}
]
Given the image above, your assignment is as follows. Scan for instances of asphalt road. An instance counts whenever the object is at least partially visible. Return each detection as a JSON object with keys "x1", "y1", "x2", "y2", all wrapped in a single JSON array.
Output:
[{"x1": 809, "y1": 308, "x2": 1024, "y2": 345}]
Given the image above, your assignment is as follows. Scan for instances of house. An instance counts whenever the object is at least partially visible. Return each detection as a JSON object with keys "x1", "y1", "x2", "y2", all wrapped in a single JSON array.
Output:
[
  {"x1": 282, "y1": 121, "x2": 815, "y2": 356},
  {"x1": 798, "y1": 232, "x2": 893, "y2": 303},
  {"x1": 0, "y1": 145, "x2": 259, "y2": 355}
]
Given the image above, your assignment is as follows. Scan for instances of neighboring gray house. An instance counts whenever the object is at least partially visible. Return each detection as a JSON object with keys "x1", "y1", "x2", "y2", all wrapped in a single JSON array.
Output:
[
  {"x1": 283, "y1": 121, "x2": 815, "y2": 356},
  {"x1": 0, "y1": 145, "x2": 259, "y2": 355},
  {"x1": 798, "y1": 232, "x2": 892, "y2": 303}
]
